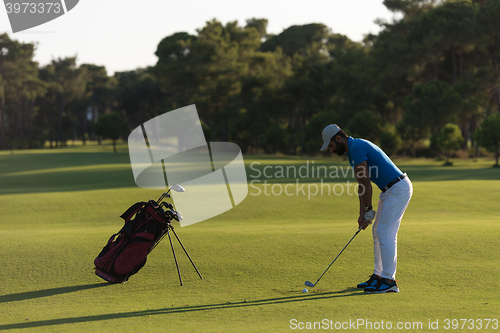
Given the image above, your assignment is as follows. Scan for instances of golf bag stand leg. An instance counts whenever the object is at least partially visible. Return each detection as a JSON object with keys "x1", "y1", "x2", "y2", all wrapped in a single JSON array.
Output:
[
  {"x1": 166, "y1": 227, "x2": 183, "y2": 286},
  {"x1": 166, "y1": 225, "x2": 203, "y2": 286},
  {"x1": 169, "y1": 226, "x2": 203, "y2": 280}
]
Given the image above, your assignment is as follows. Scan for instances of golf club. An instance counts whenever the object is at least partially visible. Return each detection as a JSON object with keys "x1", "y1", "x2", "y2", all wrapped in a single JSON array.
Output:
[
  {"x1": 170, "y1": 184, "x2": 185, "y2": 192},
  {"x1": 305, "y1": 227, "x2": 362, "y2": 288},
  {"x1": 156, "y1": 184, "x2": 186, "y2": 203}
]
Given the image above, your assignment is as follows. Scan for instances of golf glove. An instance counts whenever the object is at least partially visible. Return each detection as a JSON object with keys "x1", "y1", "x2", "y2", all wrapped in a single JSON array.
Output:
[{"x1": 364, "y1": 208, "x2": 376, "y2": 222}]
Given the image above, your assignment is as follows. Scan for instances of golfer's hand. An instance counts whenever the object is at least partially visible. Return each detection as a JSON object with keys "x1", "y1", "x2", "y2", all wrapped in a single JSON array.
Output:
[
  {"x1": 358, "y1": 216, "x2": 372, "y2": 230},
  {"x1": 359, "y1": 219, "x2": 372, "y2": 230}
]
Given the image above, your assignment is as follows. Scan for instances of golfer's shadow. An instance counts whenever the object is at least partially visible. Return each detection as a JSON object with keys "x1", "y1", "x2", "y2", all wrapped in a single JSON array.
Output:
[
  {"x1": 0, "y1": 287, "x2": 364, "y2": 330},
  {"x1": 0, "y1": 283, "x2": 109, "y2": 304},
  {"x1": 223, "y1": 287, "x2": 364, "y2": 309}
]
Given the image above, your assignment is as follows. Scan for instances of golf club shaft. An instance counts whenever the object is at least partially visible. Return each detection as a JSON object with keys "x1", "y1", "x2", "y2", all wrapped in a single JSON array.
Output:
[{"x1": 311, "y1": 227, "x2": 362, "y2": 286}]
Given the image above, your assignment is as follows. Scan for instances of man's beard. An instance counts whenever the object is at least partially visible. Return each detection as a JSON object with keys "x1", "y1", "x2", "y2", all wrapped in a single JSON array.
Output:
[{"x1": 334, "y1": 143, "x2": 346, "y2": 156}]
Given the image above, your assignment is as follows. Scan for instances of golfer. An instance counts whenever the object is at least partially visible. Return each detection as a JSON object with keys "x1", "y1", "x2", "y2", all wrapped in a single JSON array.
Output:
[{"x1": 320, "y1": 124, "x2": 413, "y2": 294}]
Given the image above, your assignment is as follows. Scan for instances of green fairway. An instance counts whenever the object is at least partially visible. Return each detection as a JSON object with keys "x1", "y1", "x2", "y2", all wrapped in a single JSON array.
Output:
[{"x1": 0, "y1": 145, "x2": 499, "y2": 332}]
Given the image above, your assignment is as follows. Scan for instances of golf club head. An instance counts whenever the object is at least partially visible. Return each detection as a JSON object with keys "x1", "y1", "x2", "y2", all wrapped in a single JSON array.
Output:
[
  {"x1": 156, "y1": 192, "x2": 171, "y2": 203},
  {"x1": 171, "y1": 184, "x2": 185, "y2": 192},
  {"x1": 305, "y1": 281, "x2": 315, "y2": 287}
]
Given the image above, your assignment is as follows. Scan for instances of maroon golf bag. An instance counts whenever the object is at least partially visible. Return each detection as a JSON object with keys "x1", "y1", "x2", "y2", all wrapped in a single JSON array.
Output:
[{"x1": 94, "y1": 200, "x2": 172, "y2": 283}]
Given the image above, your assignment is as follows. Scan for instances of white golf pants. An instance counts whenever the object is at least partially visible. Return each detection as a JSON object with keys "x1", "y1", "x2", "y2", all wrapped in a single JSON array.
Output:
[{"x1": 372, "y1": 175, "x2": 413, "y2": 280}]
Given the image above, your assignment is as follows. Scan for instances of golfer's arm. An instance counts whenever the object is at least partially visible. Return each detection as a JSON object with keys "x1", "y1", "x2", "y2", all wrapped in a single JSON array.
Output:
[{"x1": 354, "y1": 162, "x2": 372, "y2": 214}]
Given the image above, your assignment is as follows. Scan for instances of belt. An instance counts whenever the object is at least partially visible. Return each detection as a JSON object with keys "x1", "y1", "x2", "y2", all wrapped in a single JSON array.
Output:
[{"x1": 381, "y1": 174, "x2": 407, "y2": 193}]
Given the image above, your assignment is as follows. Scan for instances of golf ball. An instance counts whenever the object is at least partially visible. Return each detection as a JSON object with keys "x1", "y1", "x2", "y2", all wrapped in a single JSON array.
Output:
[{"x1": 303, "y1": 288, "x2": 308, "y2": 293}]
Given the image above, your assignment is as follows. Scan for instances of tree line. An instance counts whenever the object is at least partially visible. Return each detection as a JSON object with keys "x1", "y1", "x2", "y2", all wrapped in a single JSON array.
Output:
[{"x1": 0, "y1": 0, "x2": 499, "y2": 163}]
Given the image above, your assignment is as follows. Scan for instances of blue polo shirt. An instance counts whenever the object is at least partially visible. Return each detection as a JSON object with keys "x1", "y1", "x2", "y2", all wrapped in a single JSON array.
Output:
[{"x1": 346, "y1": 137, "x2": 403, "y2": 190}]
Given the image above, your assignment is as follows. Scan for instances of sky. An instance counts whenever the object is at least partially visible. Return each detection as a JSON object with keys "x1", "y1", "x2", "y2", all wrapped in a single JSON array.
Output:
[{"x1": 0, "y1": 0, "x2": 400, "y2": 75}]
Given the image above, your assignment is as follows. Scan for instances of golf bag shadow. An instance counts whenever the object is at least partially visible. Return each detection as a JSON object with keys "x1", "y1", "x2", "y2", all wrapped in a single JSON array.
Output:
[{"x1": 94, "y1": 199, "x2": 202, "y2": 284}]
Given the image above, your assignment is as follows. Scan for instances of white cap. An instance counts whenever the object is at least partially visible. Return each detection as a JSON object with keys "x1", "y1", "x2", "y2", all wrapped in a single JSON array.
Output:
[{"x1": 320, "y1": 124, "x2": 341, "y2": 151}]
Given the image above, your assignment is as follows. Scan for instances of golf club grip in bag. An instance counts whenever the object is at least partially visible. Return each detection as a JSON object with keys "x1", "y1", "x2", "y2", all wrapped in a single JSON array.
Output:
[{"x1": 94, "y1": 200, "x2": 171, "y2": 283}]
